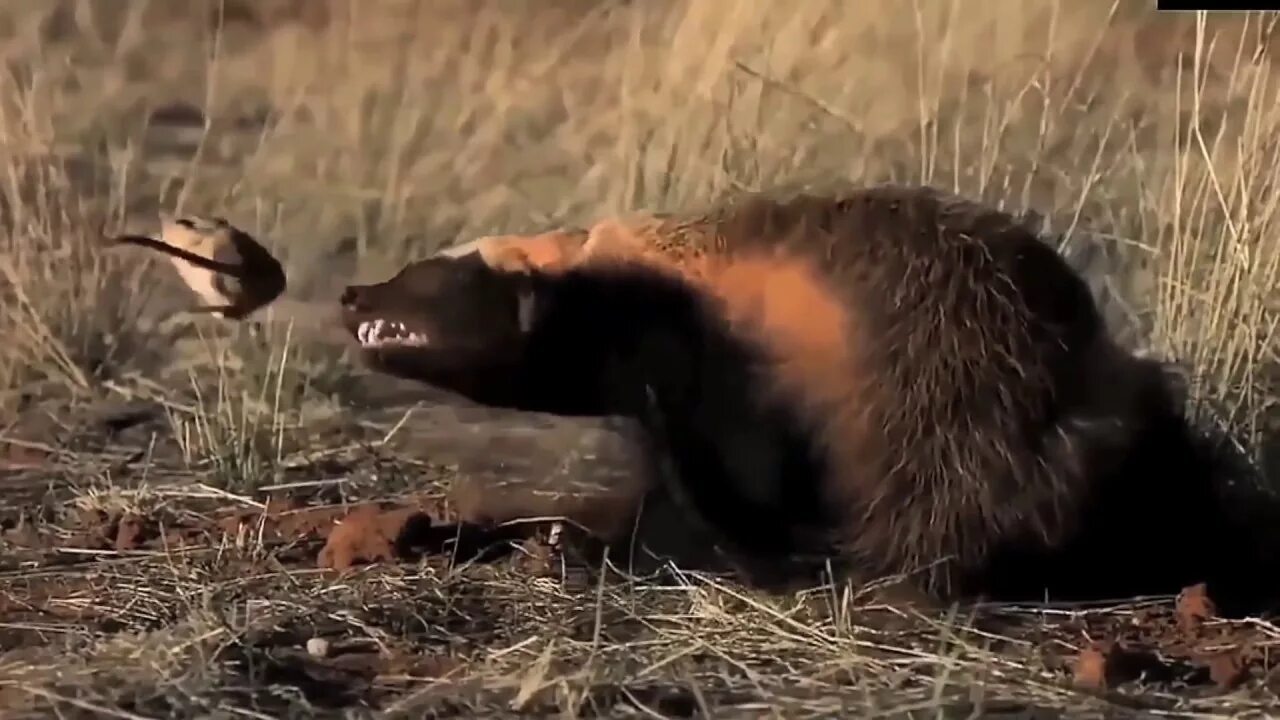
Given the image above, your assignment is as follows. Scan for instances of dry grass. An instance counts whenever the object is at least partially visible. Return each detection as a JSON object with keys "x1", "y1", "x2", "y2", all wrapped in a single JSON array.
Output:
[{"x1": 1, "y1": 0, "x2": 1279, "y2": 716}]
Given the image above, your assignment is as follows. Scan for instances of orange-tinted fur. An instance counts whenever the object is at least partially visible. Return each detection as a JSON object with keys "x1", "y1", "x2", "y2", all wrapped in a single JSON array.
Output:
[{"x1": 463, "y1": 229, "x2": 590, "y2": 272}]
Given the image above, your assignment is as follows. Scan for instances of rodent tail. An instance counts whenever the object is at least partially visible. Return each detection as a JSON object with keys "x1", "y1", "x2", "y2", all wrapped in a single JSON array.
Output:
[{"x1": 103, "y1": 233, "x2": 247, "y2": 278}]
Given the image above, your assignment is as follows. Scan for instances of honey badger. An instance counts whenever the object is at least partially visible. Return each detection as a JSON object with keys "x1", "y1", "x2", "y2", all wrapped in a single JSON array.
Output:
[{"x1": 339, "y1": 184, "x2": 1246, "y2": 603}]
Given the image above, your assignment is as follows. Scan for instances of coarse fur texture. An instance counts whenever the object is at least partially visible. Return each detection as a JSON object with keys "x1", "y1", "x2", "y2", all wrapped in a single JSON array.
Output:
[
  {"x1": 341, "y1": 184, "x2": 1273, "y2": 608},
  {"x1": 106, "y1": 213, "x2": 287, "y2": 320}
]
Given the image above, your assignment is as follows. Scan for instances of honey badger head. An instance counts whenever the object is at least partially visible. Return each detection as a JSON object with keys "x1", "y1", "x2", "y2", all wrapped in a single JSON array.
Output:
[
  {"x1": 338, "y1": 251, "x2": 546, "y2": 402},
  {"x1": 337, "y1": 243, "x2": 832, "y2": 560},
  {"x1": 339, "y1": 251, "x2": 538, "y2": 346}
]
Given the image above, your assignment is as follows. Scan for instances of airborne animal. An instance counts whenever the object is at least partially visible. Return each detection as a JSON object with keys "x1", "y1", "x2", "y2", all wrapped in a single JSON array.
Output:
[{"x1": 106, "y1": 213, "x2": 286, "y2": 320}]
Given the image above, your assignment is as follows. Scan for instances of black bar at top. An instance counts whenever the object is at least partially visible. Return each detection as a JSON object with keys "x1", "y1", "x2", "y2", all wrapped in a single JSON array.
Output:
[{"x1": 1157, "y1": 0, "x2": 1280, "y2": 10}]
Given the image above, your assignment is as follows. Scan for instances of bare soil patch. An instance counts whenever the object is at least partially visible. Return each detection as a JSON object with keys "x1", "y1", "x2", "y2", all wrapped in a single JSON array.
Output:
[{"x1": 3, "y1": 383, "x2": 1279, "y2": 717}]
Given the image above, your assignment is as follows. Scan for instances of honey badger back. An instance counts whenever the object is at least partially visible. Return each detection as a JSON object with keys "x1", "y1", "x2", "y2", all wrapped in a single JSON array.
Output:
[
  {"x1": 749, "y1": 189, "x2": 1134, "y2": 591},
  {"x1": 341, "y1": 185, "x2": 1223, "y2": 601},
  {"x1": 594, "y1": 187, "x2": 1146, "y2": 594}
]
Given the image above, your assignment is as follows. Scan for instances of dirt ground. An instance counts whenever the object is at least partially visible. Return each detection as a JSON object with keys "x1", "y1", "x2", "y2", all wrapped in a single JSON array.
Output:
[{"x1": 2, "y1": 385, "x2": 1279, "y2": 719}]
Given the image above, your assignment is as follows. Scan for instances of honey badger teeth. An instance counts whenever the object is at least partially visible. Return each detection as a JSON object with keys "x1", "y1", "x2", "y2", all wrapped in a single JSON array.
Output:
[{"x1": 356, "y1": 319, "x2": 430, "y2": 348}]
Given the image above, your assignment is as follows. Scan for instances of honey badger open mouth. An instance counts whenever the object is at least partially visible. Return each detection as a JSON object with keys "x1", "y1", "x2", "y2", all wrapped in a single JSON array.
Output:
[{"x1": 355, "y1": 318, "x2": 430, "y2": 349}]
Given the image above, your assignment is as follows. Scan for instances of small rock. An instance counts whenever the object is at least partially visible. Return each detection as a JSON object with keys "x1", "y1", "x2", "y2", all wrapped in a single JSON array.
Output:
[{"x1": 306, "y1": 637, "x2": 330, "y2": 658}]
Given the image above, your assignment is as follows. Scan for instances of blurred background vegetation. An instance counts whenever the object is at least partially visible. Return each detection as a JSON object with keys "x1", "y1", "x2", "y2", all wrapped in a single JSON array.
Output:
[{"x1": 0, "y1": 0, "x2": 1275, "y2": 482}]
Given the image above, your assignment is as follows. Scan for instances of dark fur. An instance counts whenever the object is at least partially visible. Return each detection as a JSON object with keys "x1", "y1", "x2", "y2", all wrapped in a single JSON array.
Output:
[
  {"x1": 342, "y1": 252, "x2": 829, "y2": 559},
  {"x1": 340, "y1": 185, "x2": 1278, "y2": 611}
]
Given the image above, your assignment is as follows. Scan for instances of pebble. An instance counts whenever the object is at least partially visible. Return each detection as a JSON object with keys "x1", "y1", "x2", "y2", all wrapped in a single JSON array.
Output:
[{"x1": 306, "y1": 637, "x2": 330, "y2": 658}]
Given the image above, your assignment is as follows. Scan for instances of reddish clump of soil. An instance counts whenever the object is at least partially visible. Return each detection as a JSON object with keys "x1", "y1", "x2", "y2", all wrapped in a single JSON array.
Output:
[
  {"x1": 1176, "y1": 582, "x2": 1217, "y2": 635},
  {"x1": 213, "y1": 493, "x2": 561, "y2": 572},
  {"x1": 1071, "y1": 640, "x2": 1167, "y2": 690},
  {"x1": 1203, "y1": 651, "x2": 1251, "y2": 691},
  {"x1": 1060, "y1": 582, "x2": 1271, "y2": 694},
  {"x1": 214, "y1": 496, "x2": 456, "y2": 571},
  {"x1": 317, "y1": 504, "x2": 432, "y2": 571},
  {"x1": 114, "y1": 513, "x2": 149, "y2": 550},
  {"x1": 6, "y1": 498, "x2": 349, "y2": 558},
  {"x1": 1072, "y1": 642, "x2": 1111, "y2": 689},
  {"x1": 215, "y1": 496, "x2": 346, "y2": 543},
  {"x1": 215, "y1": 494, "x2": 458, "y2": 549},
  {"x1": 38, "y1": 507, "x2": 202, "y2": 552},
  {"x1": 0, "y1": 443, "x2": 51, "y2": 471}
]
